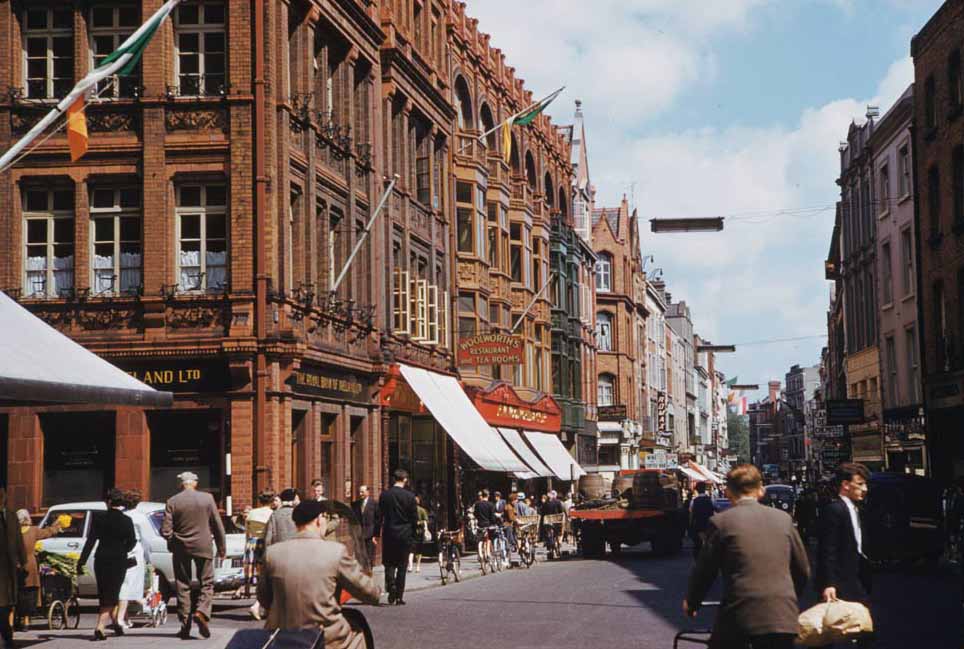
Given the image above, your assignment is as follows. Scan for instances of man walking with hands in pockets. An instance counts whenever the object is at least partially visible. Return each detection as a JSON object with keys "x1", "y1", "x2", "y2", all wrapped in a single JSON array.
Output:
[{"x1": 162, "y1": 472, "x2": 227, "y2": 640}]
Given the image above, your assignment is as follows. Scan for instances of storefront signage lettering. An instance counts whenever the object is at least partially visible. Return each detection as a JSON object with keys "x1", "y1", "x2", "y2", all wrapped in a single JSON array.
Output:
[
  {"x1": 826, "y1": 399, "x2": 865, "y2": 425},
  {"x1": 287, "y1": 366, "x2": 372, "y2": 403},
  {"x1": 496, "y1": 404, "x2": 548, "y2": 424},
  {"x1": 657, "y1": 392, "x2": 667, "y2": 433},
  {"x1": 598, "y1": 405, "x2": 627, "y2": 422},
  {"x1": 457, "y1": 334, "x2": 525, "y2": 367},
  {"x1": 119, "y1": 360, "x2": 233, "y2": 393}
]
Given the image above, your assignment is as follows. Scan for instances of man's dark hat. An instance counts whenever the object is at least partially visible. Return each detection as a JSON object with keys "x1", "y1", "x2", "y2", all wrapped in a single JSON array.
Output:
[{"x1": 292, "y1": 499, "x2": 324, "y2": 526}]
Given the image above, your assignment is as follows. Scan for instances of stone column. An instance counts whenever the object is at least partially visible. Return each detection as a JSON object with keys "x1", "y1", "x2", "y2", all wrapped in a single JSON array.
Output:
[
  {"x1": 7, "y1": 409, "x2": 42, "y2": 511},
  {"x1": 115, "y1": 407, "x2": 149, "y2": 495}
]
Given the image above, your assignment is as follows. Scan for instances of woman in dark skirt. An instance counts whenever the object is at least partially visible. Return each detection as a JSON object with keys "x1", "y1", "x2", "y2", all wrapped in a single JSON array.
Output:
[{"x1": 78, "y1": 489, "x2": 135, "y2": 641}]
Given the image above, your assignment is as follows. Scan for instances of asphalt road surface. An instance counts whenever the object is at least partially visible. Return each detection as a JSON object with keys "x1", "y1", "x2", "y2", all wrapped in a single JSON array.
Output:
[{"x1": 13, "y1": 543, "x2": 962, "y2": 648}]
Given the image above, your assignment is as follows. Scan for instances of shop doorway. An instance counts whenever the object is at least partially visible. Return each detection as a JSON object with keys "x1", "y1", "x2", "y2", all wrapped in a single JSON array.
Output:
[
  {"x1": 148, "y1": 410, "x2": 223, "y2": 504},
  {"x1": 319, "y1": 413, "x2": 337, "y2": 498},
  {"x1": 42, "y1": 412, "x2": 115, "y2": 507},
  {"x1": 291, "y1": 409, "x2": 308, "y2": 495},
  {"x1": 349, "y1": 416, "x2": 365, "y2": 502}
]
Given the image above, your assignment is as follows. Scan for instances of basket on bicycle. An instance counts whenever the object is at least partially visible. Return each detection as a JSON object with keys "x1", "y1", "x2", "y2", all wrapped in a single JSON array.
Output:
[
  {"x1": 542, "y1": 513, "x2": 567, "y2": 526},
  {"x1": 515, "y1": 515, "x2": 540, "y2": 527}
]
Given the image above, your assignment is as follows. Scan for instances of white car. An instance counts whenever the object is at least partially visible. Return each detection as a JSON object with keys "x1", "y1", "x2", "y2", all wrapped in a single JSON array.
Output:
[{"x1": 38, "y1": 501, "x2": 246, "y2": 601}]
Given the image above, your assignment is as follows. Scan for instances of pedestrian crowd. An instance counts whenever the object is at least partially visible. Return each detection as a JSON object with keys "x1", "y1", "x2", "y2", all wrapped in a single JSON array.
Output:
[{"x1": 684, "y1": 462, "x2": 874, "y2": 649}]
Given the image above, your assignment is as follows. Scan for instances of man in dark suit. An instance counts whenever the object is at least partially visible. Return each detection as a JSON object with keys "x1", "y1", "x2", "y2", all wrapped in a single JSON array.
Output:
[
  {"x1": 685, "y1": 464, "x2": 810, "y2": 649},
  {"x1": 352, "y1": 485, "x2": 379, "y2": 565},
  {"x1": 378, "y1": 469, "x2": 418, "y2": 605},
  {"x1": 817, "y1": 462, "x2": 873, "y2": 646},
  {"x1": 689, "y1": 482, "x2": 715, "y2": 557}
]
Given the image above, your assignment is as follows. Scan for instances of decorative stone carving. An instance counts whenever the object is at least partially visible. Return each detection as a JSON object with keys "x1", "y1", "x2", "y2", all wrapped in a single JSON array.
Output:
[
  {"x1": 87, "y1": 108, "x2": 137, "y2": 133},
  {"x1": 11, "y1": 109, "x2": 45, "y2": 136},
  {"x1": 77, "y1": 304, "x2": 140, "y2": 330},
  {"x1": 165, "y1": 108, "x2": 228, "y2": 132},
  {"x1": 166, "y1": 301, "x2": 229, "y2": 330}
]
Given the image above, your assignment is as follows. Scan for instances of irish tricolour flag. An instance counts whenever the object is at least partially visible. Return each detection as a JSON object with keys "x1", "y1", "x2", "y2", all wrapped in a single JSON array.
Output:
[{"x1": 0, "y1": 0, "x2": 180, "y2": 170}]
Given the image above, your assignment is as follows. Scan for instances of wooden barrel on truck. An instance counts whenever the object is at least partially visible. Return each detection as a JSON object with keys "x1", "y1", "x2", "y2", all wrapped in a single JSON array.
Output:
[
  {"x1": 578, "y1": 474, "x2": 608, "y2": 500},
  {"x1": 631, "y1": 470, "x2": 680, "y2": 511}
]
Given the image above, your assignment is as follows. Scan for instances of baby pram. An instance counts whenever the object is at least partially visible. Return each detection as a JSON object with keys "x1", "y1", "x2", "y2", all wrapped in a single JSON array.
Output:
[{"x1": 124, "y1": 572, "x2": 168, "y2": 628}]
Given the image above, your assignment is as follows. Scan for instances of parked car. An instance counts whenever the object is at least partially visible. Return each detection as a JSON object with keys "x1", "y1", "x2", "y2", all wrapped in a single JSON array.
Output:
[
  {"x1": 761, "y1": 484, "x2": 796, "y2": 515},
  {"x1": 862, "y1": 472, "x2": 943, "y2": 564},
  {"x1": 38, "y1": 501, "x2": 246, "y2": 601},
  {"x1": 712, "y1": 498, "x2": 732, "y2": 513}
]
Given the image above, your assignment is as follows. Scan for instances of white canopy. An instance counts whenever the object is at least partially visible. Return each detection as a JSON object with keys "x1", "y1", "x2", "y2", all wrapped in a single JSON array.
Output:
[
  {"x1": 678, "y1": 466, "x2": 707, "y2": 482},
  {"x1": 398, "y1": 364, "x2": 528, "y2": 473},
  {"x1": 524, "y1": 431, "x2": 586, "y2": 481},
  {"x1": 0, "y1": 291, "x2": 172, "y2": 406},
  {"x1": 497, "y1": 428, "x2": 554, "y2": 478},
  {"x1": 689, "y1": 460, "x2": 725, "y2": 484}
]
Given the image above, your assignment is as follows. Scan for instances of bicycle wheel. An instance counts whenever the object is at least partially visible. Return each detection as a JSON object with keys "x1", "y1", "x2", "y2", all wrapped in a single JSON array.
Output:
[
  {"x1": 478, "y1": 543, "x2": 489, "y2": 575},
  {"x1": 452, "y1": 552, "x2": 462, "y2": 582},
  {"x1": 47, "y1": 601, "x2": 66, "y2": 631},
  {"x1": 65, "y1": 597, "x2": 80, "y2": 629},
  {"x1": 494, "y1": 539, "x2": 504, "y2": 572},
  {"x1": 438, "y1": 550, "x2": 448, "y2": 585}
]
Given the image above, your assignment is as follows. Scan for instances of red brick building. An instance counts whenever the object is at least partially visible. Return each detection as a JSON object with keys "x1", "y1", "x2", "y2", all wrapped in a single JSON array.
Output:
[
  {"x1": 0, "y1": 0, "x2": 459, "y2": 513},
  {"x1": 912, "y1": 1, "x2": 964, "y2": 483}
]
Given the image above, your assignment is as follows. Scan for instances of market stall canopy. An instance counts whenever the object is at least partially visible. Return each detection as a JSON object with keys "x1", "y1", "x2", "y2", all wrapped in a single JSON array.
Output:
[
  {"x1": 497, "y1": 428, "x2": 554, "y2": 479},
  {"x1": 398, "y1": 364, "x2": 528, "y2": 474},
  {"x1": 688, "y1": 460, "x2": 725, "y2": 484},
  {"x1": 678, "y1": 466, "x2": 707, "y2": 482},
  {"x1": 0, "y1": 291, "x2": 172, "y2": 406},
  {"x1": 524, "y1": 431, "x2": 586, "y2": 481}
]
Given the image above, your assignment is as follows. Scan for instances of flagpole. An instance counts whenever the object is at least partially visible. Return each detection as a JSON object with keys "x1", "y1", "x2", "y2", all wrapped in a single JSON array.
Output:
[
  {"x1": 456, "y1": 86, "x2": 565, "y2": 155},
  {"x1": 330, "y1": 174, "x2": 399, "y2": 294}
]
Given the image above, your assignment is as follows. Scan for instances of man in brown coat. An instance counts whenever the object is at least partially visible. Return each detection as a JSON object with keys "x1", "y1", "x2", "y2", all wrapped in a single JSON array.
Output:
[
  {"x1": 161, "y1": 471, "x2": 226, "y2": 640},
  {"x1": 258, "y1": 500, "x2": 380, "y2": 649},
  {"x1": 684, "y1": 464, "x2": 810, "y2": 649}
]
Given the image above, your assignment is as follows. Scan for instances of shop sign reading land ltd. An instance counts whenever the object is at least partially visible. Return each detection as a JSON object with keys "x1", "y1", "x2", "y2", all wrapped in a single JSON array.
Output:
[
  {"x1": 121, "y1": 360, "x2": 232, "y2": 393},
  {"x1": 458, "y1": 334, "x2": 524, "y2": 366}
]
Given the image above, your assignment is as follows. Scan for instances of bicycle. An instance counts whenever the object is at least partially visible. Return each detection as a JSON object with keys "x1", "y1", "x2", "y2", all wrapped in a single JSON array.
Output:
[
  {"x1": 515, "y1": 517, "x2": 539, "y2": 568},
  {"x1": 477, "y1": 525, "x2": 493, "y2": 575},
  {"x1": 490, "y1": 525, "x2": 508, "y2": 572},
  {"x1": 543, "y1": 513, "x2": 566, "y2": 561},
  {"x1": 437, "y1": 529, "x2": 462, "y2": 585}
]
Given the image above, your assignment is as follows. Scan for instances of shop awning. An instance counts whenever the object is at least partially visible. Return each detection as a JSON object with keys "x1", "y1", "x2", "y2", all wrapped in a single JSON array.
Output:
[
  {"x1": 597, "y1": 421, "x2": 622, "y2": 433},
  {"x1": 0, "y1": 291, "x2": 172, "y2": 406},
  {"x1": 689, "y1": 460, "x2": 725, "y2": 484},
  {"x1": 398, "y1": 364, "x2": 528, "y2": 473},
  {"x1": 497, "y1": 428, "x2": 554, "y2": 479},
  {"x1": 678, "y1": 466, "x2": 707, "y2": 482},
  {"x1": 524, "y1": 431, "x2": 586, "y2": 481}
]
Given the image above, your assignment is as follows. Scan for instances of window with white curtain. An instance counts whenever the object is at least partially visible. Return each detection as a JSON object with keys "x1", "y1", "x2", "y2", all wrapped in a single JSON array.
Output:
[
  {"x1": 176, "y1": 184, "x2": 227, "y2": 293},
  {"x1": 596, "y1": 254, "x2": 611, "y2": 292},
  {"x1": 596, "y1": 312, "x2": 613, "y2": 351},
  {"x1": 90, "y1": 186, "x2": 141, "y2": 295},
  {"x1": 597, "y1": 374, "x2": 615, "y2": 406},
  {"x1": 23, "y1": 188, "x2": 74, "y2": 297}
]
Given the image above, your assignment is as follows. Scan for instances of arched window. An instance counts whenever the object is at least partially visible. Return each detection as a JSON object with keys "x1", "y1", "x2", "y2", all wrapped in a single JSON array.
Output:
[
  {"x1": 510, "y1": 135, "x2": 521, "y2": 174},
  {"x1": 454, "y1": 76, "x2": 473, "y2": 130},
  {"x1": 596, "y1": 253, "x2": 612, "y2": 292},
  {"x1": 480, "y1": 103, "x2": 496, "y2": 149},
  {"x1": 558, "y1": 187, "x2": 568, "y2": 218},
  {"x1": 596, "y1": 312, "x2": 613, "y2": 351},
  {"x1": 544, "y1": 172, "x2": 554, "y2": 206},
  {"x1": 525, "y1": 151, "x2": 537, "y2": 189},
  {"x1": 598, "y1": 373, "x2": 615, "y2": 406}
]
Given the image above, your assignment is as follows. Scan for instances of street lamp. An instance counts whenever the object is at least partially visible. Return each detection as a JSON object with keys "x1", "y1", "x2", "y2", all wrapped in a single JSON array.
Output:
[{"x1": 650, "y1": 217, "x2": 724, "y2": 233}]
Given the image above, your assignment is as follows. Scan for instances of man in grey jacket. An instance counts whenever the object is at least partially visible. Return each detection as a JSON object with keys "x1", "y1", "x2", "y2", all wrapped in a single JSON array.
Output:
[
  {"x1": 265, "y1": 488, "x2": 300, "y2": 547},
  {"x1": 161, "y1": 472, "x2": 227, "y2": 640},
  {"x1": 684, "y1": 464, "x2": 810, "y2": 649}
]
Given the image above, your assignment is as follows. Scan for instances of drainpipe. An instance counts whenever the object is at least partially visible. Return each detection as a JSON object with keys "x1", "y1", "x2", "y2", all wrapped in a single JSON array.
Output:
[{"x1": 253, "y1": 0, "x2": 268, "y2": 496}]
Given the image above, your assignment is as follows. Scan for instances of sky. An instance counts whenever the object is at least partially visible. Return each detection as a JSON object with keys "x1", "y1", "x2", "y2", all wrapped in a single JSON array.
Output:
[{"x1": 463, "y1": 0, "x2": 943, "y2": 400}]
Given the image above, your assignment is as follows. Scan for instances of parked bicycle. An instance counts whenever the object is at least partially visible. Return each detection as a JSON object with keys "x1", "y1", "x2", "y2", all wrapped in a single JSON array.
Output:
[
  {"x1": 490, "y1": 524, "x2": 508, "y2": 572},
  {"x1": 543, "y1": 513, "x2": 566, "y2": 561},
  {"x1": 515, "y1": 516, "x2": 539, "y2": 568},
  {"x1": 437, "y1": 529, "x2": 462, "y2": 585}
]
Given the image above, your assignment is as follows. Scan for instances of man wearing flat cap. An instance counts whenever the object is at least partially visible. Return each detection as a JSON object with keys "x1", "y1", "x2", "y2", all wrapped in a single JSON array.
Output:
[
  {"x1": 258, "y1": 500, "x2": 381, "y2": 649},
  {"x1": 162, "y1": 471, "x2": 227, "y2": 640}
]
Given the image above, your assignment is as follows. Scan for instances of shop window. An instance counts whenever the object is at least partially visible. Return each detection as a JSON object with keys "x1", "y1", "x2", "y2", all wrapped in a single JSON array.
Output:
[
  {"x1": 291, "y1": 409, "x2": 308, "y2": 494},
  {"x1": 23, "y1": 6, "x2": 73, "y2": 99},
  {"x1": 90, "y1": 186, "x2": 142, "y2": 295},
  {"x1": 320, "y1": 413, "x2": 337, "y2": 497},
  {"x1": 89, "y1": 5, "x2": 140, "y2": 98},
  {"x1": 350, "y1": 416, "x2": 366, "y2": 501},
  {"x1": 176, "y1": 184, "x2": 227, "y2": 293},
  {"x1": 24, "y1": 188, "x2": 74, "y2": 298},
  {"x1": 42, "y1": 412, "x2": 115, "y2": 507},
  {"x1": 148, "y1": 410, "x2": 222, "y2": 503},
  {"x1": 174, "y1": 1, "x2": 226, "y2": 96}
]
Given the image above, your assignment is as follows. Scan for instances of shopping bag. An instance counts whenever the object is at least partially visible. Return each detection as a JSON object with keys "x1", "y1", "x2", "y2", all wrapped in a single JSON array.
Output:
[{"x1": 797, "y1": 600, "x2": 873, "y2": 646}]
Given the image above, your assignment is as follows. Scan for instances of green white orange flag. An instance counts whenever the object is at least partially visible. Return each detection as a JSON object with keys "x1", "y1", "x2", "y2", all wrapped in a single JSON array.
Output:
[
  {"x1": 512, "y1": 87, "x2": 564, "y2": 127},
  {"x1": 0, "y1": 0, "x2": 180, "y2": 169}
]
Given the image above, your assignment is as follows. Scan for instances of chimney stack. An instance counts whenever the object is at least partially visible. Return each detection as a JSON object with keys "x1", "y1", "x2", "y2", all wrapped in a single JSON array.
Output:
[{"x1": 769, "y1": 381, "x2": 781, "y2": 415}]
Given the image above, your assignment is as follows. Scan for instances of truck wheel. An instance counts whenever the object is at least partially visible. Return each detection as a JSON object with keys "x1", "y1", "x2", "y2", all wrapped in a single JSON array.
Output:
[
  {"x1": 580, "y1": 524, "x2": 605, "y2": 558},
  {"x1": 652, "y1": 528, "x2": 682, "y2": 556}
]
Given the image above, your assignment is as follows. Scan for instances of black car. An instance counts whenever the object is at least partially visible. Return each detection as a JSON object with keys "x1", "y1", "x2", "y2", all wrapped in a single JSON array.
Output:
[
  {"x1": 761, "y1": 484, "x2": 797, "y2": 515},
  {"x1": 862, "y1": 472, "x2": 943, "y2": 563}
]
